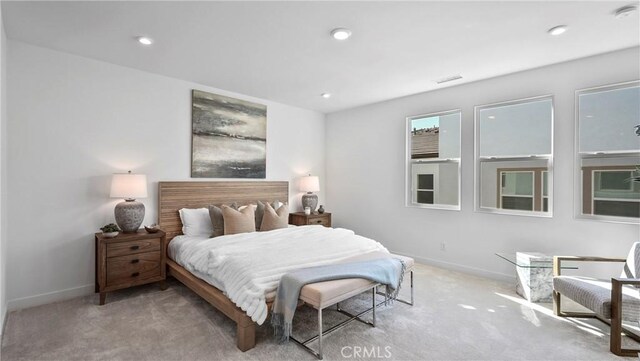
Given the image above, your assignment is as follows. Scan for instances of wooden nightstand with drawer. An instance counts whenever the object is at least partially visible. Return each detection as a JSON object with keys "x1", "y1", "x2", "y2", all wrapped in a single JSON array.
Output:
[
  {"x1": 289, "y1": 212, "x2": 332, "y2": 227},
  {"x1": 95, "y1": 229, "x2": 166, "y2": 305}
]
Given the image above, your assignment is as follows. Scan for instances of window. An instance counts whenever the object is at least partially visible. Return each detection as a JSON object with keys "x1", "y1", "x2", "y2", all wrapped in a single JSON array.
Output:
[
  {"x1": 498, "y1": 168, "x2": 548, "y2": 212},
  {"x1": 576, "y1": 81, "x2": 640, "y2": 222},
  {"x1": 406, "y1": 110, "x2": 461, "y2": 210},
  {"x1": 417, "y1": 174, "x2": 434, "y2": 204},
  {"x1": 475, "y1": 95, "x2": 553, "y2": 216}
]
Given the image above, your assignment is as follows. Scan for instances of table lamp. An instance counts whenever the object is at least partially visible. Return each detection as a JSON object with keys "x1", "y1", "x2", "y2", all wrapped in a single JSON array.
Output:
[
  {"x1": 110, "y1": 171, "x2": 148, "y2": 233},
  {"x1": 300, "y1": 175, "x2": 320, "y2": 213}
]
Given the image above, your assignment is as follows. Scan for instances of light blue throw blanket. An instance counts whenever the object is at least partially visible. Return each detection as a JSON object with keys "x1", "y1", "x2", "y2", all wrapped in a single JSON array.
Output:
[{"x1": 271, "y1": 257, "x2": 406, "y2": 342}]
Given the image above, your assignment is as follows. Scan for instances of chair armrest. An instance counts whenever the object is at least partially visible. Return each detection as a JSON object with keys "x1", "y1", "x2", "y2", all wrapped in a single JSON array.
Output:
[
  {"x1": 612, "y1": 277, "x2": 640, "y2": 287},
  {"x1": 553, "y1": 256, "x2": 626, "y2": 277},
  {"x1": 612, "y1": 277, "x2": 640, "y2": 312}
]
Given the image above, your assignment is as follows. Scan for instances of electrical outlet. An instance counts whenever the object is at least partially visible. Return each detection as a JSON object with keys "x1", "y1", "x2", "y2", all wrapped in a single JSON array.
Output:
[{"x1": 440, "y1": 242, "x2": 446, "y2": 251}]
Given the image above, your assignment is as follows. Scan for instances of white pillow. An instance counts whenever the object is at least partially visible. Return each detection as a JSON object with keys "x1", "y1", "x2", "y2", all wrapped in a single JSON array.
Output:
[{"x1": 179, "y1": 208, "x2": 214, "y2": 237}]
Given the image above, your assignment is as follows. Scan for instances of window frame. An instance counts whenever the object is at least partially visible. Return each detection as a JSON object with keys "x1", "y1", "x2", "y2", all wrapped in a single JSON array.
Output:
[
  {"x1": 405, "y1": 109, "x2": 461, "y2": 211},
  {"x1": 574, "y1": 80, "x2": 640, "y2": 224},
  {"x1": 474, "y1": 94, "x2": 554, "y2": 217}
]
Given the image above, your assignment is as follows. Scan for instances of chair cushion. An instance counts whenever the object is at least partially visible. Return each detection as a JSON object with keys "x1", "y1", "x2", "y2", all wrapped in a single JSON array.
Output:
[{"x1": 553, "y1": 276, "x2": 640, "y2": 320}]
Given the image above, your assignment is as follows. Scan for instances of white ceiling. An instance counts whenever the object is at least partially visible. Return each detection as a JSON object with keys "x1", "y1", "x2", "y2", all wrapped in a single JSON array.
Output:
[{"x1": 2, "y1": 1, "x2": 639, "y2": 113}]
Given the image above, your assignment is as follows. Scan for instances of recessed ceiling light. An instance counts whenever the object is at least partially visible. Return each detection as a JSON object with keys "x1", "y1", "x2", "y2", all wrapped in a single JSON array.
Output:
[
  {"x1": 321, "y1": 93, "x2": 331, "y2": 99},
  {"x1": 488, "y1": 116, "x2": 496, "y2": 119},
  {"x1": 330, "y1": 28, "x2": 352, "y2": 40},
  {"x1": 547, "y1": 25, "x2": 567, "y2": 36},
  {"x1": 615, "y1": 5, "x2": 638, "y2": 18},
  {"x1": 136, "y1": 36, "x2": 153, "y2": 45}
]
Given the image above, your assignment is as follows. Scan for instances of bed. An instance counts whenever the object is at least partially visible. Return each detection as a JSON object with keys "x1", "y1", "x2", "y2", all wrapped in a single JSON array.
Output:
[
  {"x1": 158, "y1": 181, "x2": 394, "y2": 352},
  {"x1": 159, "y1": 181, "x2": 288, "y2": 351}
]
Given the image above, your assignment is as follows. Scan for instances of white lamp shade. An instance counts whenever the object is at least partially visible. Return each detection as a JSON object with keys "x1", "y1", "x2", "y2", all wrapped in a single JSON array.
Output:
[
  {"x1": 300, "y1": 175, "x2": 320, "y2": 193},
  {"x1": 110, "y1": 173, "x2": 148, "y2": 199}
]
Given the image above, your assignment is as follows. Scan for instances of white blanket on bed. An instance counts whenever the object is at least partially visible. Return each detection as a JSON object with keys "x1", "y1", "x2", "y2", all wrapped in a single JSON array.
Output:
[{"x1": 175, "y1": 225, "x2": 389, "y2": 324}]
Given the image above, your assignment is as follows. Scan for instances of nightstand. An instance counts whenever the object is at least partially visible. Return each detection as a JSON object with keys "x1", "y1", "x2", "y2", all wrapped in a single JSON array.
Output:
[
  {"x1": 95, "y1": 229, "x2": 167, "y2": 305},
  {"x1": 289, "y1": 212, "x2": 332, "y2": 227}
]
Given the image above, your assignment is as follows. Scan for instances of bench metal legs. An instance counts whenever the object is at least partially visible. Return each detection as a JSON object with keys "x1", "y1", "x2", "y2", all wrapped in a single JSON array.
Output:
[
  {"x1": 291, "y1": 287, "x2": 378, "y2": 360},
  {"x1": 401, "y1": 270, "x2": 414, "y2": 306},
  {"x1": 317, "y1": 305, "x2": 323, "y2": 358},
  {"x1": 291, "y1": 272, "x2": 415, "y2": 360}
]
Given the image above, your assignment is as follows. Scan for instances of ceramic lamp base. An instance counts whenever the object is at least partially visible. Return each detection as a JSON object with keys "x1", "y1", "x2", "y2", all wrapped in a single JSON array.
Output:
[
  {"x1": 115, "y1": 200, "x2": 145, "y2": 233},
  {"x1": 301, "y1": 193, "x2": 318, "y2": 213}
]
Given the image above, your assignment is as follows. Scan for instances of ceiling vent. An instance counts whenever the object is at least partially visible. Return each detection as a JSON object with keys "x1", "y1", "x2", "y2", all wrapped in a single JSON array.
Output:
[{"x1": 435, "y1": 74, "x2": 463, "y2": 84}]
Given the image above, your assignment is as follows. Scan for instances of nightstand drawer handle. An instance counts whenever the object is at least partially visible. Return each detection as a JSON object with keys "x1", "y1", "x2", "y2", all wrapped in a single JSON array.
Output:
[
  {"x1": 131, "y1": 272, "x2": 140, "y2": 277},
  {"x1": 131, "y1": 259, "x2": 139, "y2": 264},
  {"x1": 130, "y1": 245, "x2": 140, "y2": 250},
  {"x1": 314, "y1": 220, "x2": 322, "y2": 224}
]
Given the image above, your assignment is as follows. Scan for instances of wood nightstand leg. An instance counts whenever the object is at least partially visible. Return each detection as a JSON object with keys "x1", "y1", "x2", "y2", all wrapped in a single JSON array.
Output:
[
  {"x1": 99, "y1": 292, "x2": 107, "y2": 305},
  {"x1": 159, "y1": 280, "x2": 168, "y2": 291}
]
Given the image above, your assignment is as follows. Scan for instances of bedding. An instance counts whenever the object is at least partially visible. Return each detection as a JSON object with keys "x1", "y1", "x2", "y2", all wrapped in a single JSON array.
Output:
[
  {"x1": 179, "y1": 208, "x2": 214, "y2": 237},
  {"x1": 260, "y1": 202, "x2": 289, "y2": 231},
  {"x1": 208, "y1": 203, "x2": 238, "y2": 237},
  {"x1": 222, "y1": 205, "x2": 256, "y2": 235},
  {"x1": 255, "y1": 200, "x2": 284, "y2": 231},
  {"x1": 172, "y1": 225, "x2": 388, "y2": 324},
  {"x1": 168, "y1": 235, "x2": 227, "y2": 291}
]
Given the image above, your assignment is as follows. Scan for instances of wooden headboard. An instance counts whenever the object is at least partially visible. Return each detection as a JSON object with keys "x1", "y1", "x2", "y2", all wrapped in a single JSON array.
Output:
[{"x1": 158, "y1": 181, "x2": 289, "y2": 241}]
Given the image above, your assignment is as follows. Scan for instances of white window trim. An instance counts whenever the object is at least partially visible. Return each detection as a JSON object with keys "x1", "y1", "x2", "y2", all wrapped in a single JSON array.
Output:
[
  {"x1": 474, "y1": 94, "x2": 554, "y2": 217},
  {"x1": 405, "y1": 109, "x2": 461, "y2": 211},
  {"x1": 574, "y1": 80, "x2": 640, "y2": 224}
]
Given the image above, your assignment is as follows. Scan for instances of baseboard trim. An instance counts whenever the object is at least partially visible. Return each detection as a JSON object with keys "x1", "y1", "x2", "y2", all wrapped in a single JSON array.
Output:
[
  {"x1": 390, "y1": 250, "x2": 514, "y2": 283},
  {"x1": 7, "y1": 284, "x2": 94, "y2": 312}
]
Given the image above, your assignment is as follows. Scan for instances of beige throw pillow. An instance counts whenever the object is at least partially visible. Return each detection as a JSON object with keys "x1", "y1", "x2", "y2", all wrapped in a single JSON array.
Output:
[
  {"x1": 222, "y1": 204, "x2": 256, "y2": 235},
  {"x1": 255, "y1": 200, "x2": 285, "y2": 231},
  {"x1": 209, "y1": 203, "x2": 238, "y2": 237},
  {"x1": 260, "y1": 202, "x2": 289, "y2": 231}
]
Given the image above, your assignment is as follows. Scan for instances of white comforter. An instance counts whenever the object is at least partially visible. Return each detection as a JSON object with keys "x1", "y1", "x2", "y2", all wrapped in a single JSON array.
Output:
[{"x1": 174, "y1": 225, "x2": 388, "y2": 324}]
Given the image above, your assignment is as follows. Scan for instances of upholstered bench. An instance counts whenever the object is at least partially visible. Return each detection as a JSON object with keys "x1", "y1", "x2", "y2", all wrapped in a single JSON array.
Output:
[{"x1": 291, "y1": 252, "x2": 415, "y2": 359}]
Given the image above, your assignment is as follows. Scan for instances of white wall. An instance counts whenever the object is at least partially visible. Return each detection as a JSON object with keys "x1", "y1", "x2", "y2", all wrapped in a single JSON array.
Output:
[
  {"x1": 326, "y1": 47, "x2": 640, "y2": 280},
  {"x1": 6, "y1": 41, "x2": 325, "y2": 309},
  {"x1": 0, "y1": 3, "x2": 7, "y2": 332}
]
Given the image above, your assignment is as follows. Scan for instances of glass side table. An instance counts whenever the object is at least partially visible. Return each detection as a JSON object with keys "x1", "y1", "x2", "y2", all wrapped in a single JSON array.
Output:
[{"x1": 496, "y1": 252, "x2": 578, "y2": 303}]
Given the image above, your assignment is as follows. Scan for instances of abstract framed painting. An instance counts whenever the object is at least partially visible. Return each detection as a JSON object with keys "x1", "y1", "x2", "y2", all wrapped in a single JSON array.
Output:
[{"x1": 191, "y1": 90, "x2": 267, "y2": 178}]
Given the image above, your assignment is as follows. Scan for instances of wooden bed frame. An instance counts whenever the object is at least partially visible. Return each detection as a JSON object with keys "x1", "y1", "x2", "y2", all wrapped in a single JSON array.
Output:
[{"x1": 158, "y1": 181, "x2": 289, "y2": 352}]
